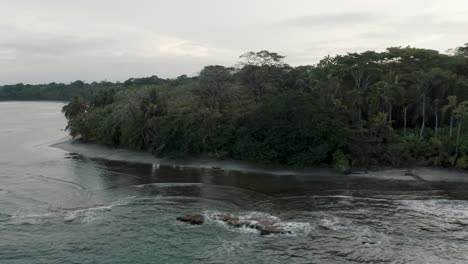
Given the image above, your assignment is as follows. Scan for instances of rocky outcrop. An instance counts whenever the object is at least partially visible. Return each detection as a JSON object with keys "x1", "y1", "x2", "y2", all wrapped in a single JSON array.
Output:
[
  {"x1": 214, "y1": 213, "x2": 291, "y2": 235},
  {"x1": 176, "y1": 214, "x2": 204, "y2": 225},
  {"x1": 176, "y1": 213, "x2": 292, "y2": 235}
]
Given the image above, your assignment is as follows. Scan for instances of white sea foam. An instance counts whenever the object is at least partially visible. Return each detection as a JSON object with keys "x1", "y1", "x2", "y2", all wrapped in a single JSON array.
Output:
[
  {"x1": 9, "y1": 212, "x2": 56, "y2": 225},
  {"x1": 399, "y1": 199, "x2": 468, "y2": 220},
  {"x1": 62, "y1": 197, "x2": 136, "y2": 223},
  {"x1": 319, "y1": 216, "x2": 343, "y2": 231},
  {"x1": 63, "y1": 205, "x2": 112, "y2": 223},
  {"x1": 6, "y1": 197, "x2": 136, "y2": 225}
]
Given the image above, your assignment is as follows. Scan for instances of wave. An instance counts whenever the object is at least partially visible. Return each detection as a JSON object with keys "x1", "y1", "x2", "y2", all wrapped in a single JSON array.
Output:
[
  {"x1": 399, "y1": 199, "x2": 468, "y2": 223},
  {"x1": 5, "y1": 196, "x2": 136, "y2": 226}
]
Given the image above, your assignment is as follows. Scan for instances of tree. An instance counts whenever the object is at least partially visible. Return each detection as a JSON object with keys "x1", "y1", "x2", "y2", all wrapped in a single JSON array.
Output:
[
  {"x1": 409, "y1": 71, "x2": 432, "y2": 139},
  {"x1": 442, "y1": 95, "x2": 458, "y2": 137},
  {"x1": 239, "y1": 50, "x2": 286, "y2": 67},
  {"x1": 238, "y1": 50, "x2": 288, "y2": 103},
  {"x1": 195, "y1": 65, "x2": 233, "y2": 110},
  {"x1": 55, "y1": 43, "x2": 468, "y2": 169},
  {"x1": 455, "y1": 43, "x2": 468, "y2": 57},
  {"x1": 434, "y1": 98, "x2": 441, "y2": 138},
  {"x1": 453, "y1": 100, "x2": 468, "y2": 154},
  {"x1": 62, "y1": 96, "x2": 90, "y2": 130},
  {"x1": 332, "y1": 51, "x2": 383, "y2": 122}
]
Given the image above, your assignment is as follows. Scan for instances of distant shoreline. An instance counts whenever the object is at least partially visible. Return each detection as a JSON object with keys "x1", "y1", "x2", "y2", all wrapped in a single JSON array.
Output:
[
  {"x1": 0, "y1": 100, "x2": 68, "y2": 103},
  {"x1": 50, "y1": 138, "x2": 468, "y2": 183}
]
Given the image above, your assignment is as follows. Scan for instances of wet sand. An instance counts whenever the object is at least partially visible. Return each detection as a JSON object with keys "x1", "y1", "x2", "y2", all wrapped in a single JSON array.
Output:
[
  {"x1": 51, "y1": 138, "x2": 343, "y2": 177},
  {"x1": 51, "y1": 137, "x2": 468, "y2": 182}
]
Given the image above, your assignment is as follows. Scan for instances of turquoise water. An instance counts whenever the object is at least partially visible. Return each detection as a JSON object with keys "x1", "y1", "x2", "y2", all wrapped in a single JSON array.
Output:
[{"x1": 1, "y1": 102, "x2": 468, "y2": 264}]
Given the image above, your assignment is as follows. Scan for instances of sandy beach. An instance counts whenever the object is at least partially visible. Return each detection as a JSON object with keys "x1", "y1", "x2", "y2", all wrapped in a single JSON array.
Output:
[{"x1": 51, "y1": 138, "x2": 468, "y2": 183}]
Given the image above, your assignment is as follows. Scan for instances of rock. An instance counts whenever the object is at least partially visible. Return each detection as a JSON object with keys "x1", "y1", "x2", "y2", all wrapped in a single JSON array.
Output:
[
  {"x1": 215, "y1": 213, "x2": 290, "y2": 235},
  {"x1": 255, "y1": 220, "x2": 290, "y2": 235},
  {"x1": 176, "y1": 214, "x2": 204, "y2": 225},
  {"x1": 219, "y1": 213, "x2": 239, "y2": 223},
  {"x1": 177, "y1": 212, "x2": 291, "y2": 235},
  {"x1": 64, "y1": 216, "x2": 75, "y2": 222},
  {"x1": 258, "y1": 226, "x2": 288, "y2": 236}
]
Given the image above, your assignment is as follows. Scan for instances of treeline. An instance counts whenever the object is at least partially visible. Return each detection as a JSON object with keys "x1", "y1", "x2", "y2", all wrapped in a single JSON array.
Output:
[
  {"x1": 0, "y1": 80, "x2": 115, "y2": 101},
  {"x1": 0, "y1": 75, "x2": 177, "y2": 101},
  {"x1": 62, "y1": 44, "x2": 468, "y2": 169}
]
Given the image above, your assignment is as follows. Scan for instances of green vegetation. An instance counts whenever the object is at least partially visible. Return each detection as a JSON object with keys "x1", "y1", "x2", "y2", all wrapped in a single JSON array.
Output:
[
  {"x1": 0, "y1": 80, "x2": 116, "y2": 101},
  {"x1": 60, "y1": 44, "x2": 468, "y2": 168}
]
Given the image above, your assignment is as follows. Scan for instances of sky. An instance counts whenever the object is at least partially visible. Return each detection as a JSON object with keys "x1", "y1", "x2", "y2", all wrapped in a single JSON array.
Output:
[{"x1": 0, "y1": 0, "x2": 467, "y2": 84}]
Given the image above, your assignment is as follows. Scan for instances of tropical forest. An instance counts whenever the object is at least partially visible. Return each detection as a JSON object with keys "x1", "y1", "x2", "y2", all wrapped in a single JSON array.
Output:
[{"x1": 5, "y1": 44, "x2": 468, "y2": 170}]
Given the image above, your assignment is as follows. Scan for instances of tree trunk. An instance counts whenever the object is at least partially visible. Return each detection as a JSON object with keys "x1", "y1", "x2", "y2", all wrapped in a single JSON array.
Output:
[
  {"x1": 420, "y1": 96, "x2": 426, "y2": 139},
  {"x1": 389, "y1": 104, "x2": 392, "y2": 124},
  {"x1": 450, "y1": 114, "x2": 454, "y2": 137},
  {"x1": 404, "y1": 106, "x2": 407, "y2": 136},
  {"x1": 357, "y1": 105, "x2": 361, "y2": 122},
  {"x1": 254, "y1": 85, "x2": 262, "y2": 104},
  {"x1": 456, "y1": 120, "x2": 462, "y2": 154},
  {"x1": 435, "y1": 110, "x2": 439, "y2": 138}
]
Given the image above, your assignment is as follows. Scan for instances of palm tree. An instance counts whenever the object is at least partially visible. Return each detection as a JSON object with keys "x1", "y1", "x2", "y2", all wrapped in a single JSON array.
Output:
[
  {"x1": 407, "y1": 71, "x2": 434, "y2": 139},
  {"x1": 452, "y1": 101, "x2": 468, "y2": 154},
  {"x1": 442, "y1": 95, "x2": 458, "y2": 137},
  {"x1": 434, "y1": 99, "x2": 441, "y2": 138}
]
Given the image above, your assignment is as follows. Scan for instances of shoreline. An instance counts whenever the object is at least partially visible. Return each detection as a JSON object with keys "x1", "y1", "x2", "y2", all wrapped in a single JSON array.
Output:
[
  {"x1": 51, "y1": 138, "x2": 344, "y2": 177},
  {"x1": 50, "y1": 138, "x2": 468, "y2": 182}
]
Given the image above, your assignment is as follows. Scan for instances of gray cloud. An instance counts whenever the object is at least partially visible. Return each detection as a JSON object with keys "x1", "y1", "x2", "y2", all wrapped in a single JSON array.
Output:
[
  {"x1": 0, "y1": 0, "x2": 467, "y2": 84},
  {"x1": 274, "y1": 12, "x2": 380, "y2": 28},
  {"x1": 0, "y1": 35, "x2": 112, "y2": 57}
]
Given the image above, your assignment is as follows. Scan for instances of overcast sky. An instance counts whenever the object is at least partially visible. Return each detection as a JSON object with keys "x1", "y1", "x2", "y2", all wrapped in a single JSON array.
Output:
[{"x1": 0, "y1": 0, "x2": 467, "y2": 84}]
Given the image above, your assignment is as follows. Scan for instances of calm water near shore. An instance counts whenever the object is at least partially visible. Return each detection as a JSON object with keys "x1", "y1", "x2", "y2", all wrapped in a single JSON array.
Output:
[{"x1": 2, "y1": 102, "x2": 468, "y2": 263}]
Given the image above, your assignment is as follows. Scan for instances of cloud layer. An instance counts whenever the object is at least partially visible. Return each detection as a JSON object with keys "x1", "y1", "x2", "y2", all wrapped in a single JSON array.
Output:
[{"x1": 0, "y1": 0, "x2": 467, "y2": 84}]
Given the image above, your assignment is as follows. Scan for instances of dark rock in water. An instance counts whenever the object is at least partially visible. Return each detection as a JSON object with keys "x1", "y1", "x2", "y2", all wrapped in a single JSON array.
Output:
[
  {"x1": 219, "y1": 213, "x2": 239, "y2": 224},
  {"x1": 177, "y1": 213, "x2": 291, "y2": 235},
  {"x1": 215, "y1": 213, "x2": 290, "y2": 235},
  {"x1": 176, "y1": 214, "x2": 204, "y2": 225},
  {"x1": 258, "y1": 225, "x2": 288, "y2": 236}
]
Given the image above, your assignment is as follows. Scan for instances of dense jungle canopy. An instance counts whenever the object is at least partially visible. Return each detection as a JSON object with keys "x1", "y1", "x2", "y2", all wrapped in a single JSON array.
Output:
[{"x1": 6, "y1": 44, "x2": 468, "y2": 168}]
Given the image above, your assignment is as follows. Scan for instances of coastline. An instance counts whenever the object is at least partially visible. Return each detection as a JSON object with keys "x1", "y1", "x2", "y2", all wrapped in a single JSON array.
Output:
[
  {"x1": 51, "y1": 137, "x2": 343, "y2": 177},
  {"x1": 50, "y1": 138, "x2": 468, "y2": 182}
]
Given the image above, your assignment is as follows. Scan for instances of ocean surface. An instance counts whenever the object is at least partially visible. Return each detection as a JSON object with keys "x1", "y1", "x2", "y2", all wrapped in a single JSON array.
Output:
[{"x1": 2, "y1": 101, "x2": 468, "y2": 264}]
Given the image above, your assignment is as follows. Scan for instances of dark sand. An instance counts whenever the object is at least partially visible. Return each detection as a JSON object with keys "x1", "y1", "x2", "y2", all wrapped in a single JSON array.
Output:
[{"x1": 51, "y1": 138, "x2": 468, "y2": 182}]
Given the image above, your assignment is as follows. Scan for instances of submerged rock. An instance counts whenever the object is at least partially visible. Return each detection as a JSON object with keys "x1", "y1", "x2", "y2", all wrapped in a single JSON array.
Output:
[{"x1": 176, "y1": 214, "x2": 204, "y2": 225}]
